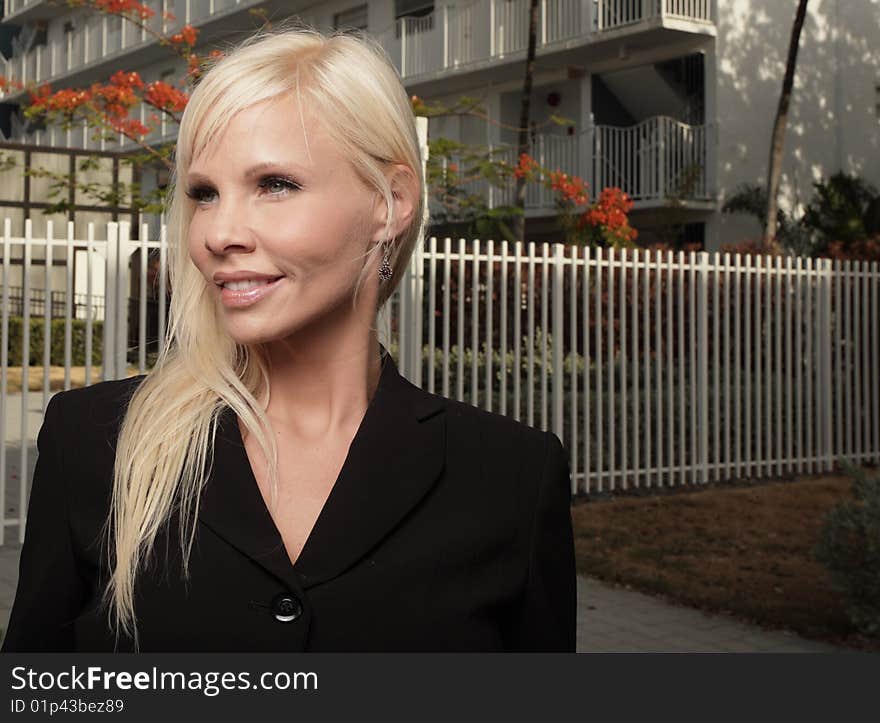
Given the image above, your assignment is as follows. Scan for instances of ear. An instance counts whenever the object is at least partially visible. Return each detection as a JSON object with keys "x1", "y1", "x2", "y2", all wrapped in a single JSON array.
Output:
[{"x1": 372, "y1": 163, "x2": 420, "y2": 243}]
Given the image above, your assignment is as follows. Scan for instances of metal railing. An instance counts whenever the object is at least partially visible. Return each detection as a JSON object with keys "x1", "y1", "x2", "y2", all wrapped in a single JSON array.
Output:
[
  {"x1": 432, "y1": 117, "x2": 711, "y2": 214},
  {"x1": 1, "y1": 0, "x2": 715, "y2": 95},
  {"x1": 381, "y1": 0, "x2": 715, "y2": 79},
  {"x1": 2, "y1": 223, "x2": 878, "y2": 545}
]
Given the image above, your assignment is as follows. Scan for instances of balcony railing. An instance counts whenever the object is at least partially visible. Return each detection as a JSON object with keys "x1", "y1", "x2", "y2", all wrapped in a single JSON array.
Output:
[
  {"x1": 431, "y1": 116, "x2": 710, "y2": 217},
  {"x1": 381, "y1": 0, "x2": 714, "y2": 79},
  {"x1": 2, "y1": 0, "x2": 714, "y2": 94},
  {"x1": 1, "y1": 0, "x2": 256, "y2": 91},
  {"x1": 3, "y1": 0, "x2": 42, "y2": 17},
  {"x1": 10, "y1": 100, "x2": 177, "y2": 151}
]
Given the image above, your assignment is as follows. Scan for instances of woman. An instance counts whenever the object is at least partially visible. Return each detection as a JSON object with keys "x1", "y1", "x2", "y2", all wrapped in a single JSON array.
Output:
[{"x1": 1, "y1": 25, "x2": 575, "y2": 652}]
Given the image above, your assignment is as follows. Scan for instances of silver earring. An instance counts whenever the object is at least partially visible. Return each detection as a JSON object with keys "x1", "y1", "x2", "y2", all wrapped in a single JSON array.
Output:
[{"x1": 378, "y1": 241, "x2": 392, "y2": 283}]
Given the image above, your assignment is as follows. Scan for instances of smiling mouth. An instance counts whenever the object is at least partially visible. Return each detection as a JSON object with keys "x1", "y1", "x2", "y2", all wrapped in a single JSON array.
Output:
[{"x1": 216, "y1": 276, "x2": 285, "y2": 309}]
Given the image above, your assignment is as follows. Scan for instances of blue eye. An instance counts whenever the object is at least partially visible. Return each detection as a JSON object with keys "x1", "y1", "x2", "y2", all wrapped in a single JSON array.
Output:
[
  {"x1": 258, "y1": 176, "x2": 301, "y2": 195},
  {"x1": 185, "y1": 186, "x2": 216, "y2": 203}
]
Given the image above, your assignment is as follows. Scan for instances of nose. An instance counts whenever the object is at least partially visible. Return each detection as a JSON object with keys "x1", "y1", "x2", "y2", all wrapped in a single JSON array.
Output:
[{"x1": 201, "y1": 202, "x2": 256, "y2": 256}]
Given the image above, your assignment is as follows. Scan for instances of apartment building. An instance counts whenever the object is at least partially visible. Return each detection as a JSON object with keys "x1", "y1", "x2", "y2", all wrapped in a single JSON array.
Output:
[{"x1": 0, "y1": 0, "x2": 878, "y2": 251}]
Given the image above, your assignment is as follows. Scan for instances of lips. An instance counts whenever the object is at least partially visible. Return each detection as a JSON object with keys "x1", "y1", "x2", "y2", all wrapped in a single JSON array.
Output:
[{"x1": 218, "y1": 276, "x2": 284, "y2": 308}]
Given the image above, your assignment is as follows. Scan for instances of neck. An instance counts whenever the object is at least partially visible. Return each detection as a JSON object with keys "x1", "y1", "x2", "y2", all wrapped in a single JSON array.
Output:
[{"x1": 256, "y1": 330, "x2": 384, "y2": 442}]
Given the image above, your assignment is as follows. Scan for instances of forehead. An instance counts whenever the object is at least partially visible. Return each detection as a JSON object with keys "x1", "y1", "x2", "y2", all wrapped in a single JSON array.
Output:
[{"x1": 188, "y1": 94, "x2": 339, "y2": 174}]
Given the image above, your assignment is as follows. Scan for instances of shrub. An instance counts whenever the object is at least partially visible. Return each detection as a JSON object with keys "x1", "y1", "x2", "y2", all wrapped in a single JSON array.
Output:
[
  {"x1": 4, "y1": 317, "x2": 104, "y2": 366},
  {"x1": 804, "y1": 172, "x2": 878, "y2": 249},
  {"x1": 814, "y1": 466, "x2": 880, "y2": 637}
]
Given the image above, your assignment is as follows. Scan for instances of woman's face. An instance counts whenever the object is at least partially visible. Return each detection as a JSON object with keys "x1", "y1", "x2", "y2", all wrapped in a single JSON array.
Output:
[{"x1": 186, "y1": 94, "x2": 385, "y2": 348}]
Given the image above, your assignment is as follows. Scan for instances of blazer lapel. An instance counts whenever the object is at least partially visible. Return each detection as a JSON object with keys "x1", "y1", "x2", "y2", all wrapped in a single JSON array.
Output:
[{"x1": 197, "y1": 345, "x2": 447, "y2": 592}]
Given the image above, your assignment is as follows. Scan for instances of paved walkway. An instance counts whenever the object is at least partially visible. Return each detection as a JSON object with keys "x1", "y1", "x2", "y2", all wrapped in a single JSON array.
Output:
[
  {"x1": 575, "y1": 576, "x2": 842, "y2": 652},
  {"x1": 0, "y1": 541, "x2": 843, "y2": 651}
]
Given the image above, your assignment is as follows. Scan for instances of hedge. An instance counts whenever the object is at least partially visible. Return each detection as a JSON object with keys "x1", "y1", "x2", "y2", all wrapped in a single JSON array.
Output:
[{"x1": 2, "y1": 317, "x2": 104, "y2": 366}]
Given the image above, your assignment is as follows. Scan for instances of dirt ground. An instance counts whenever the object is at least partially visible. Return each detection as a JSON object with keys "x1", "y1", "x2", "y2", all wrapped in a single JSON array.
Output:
[{"x1": 571, "y1": 471, "x2": 880, "y2": 651}]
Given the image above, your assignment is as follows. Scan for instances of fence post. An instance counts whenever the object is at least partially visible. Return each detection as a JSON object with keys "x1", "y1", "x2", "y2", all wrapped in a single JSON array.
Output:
[
  {"x1": 413, "y1": 115, "x2": 429, "y2": 387},
  {"x1": 18, "y1": 219, "x2": 33, "y2": 544},
  {"x1": 103, "y1": 222, "x2": 117, "y2": 381},
  {"x1": 697, "y1": 251, "x2": 710, "y2": 483},
  {"x1": 413, "y1": 239, "x2": 424, "y2": 387},
  {"x1": 399, "y1": 261, "x2": 408, "y2": 374},
  {"x1": 400, "y1": 18, "x2": 407, "y2": 78},
  {"x1": 0, "y1": 218, "x2": 11, "y2": 545},
  {"x1": 396, "y1": 117, "x2": 429, "y2": 382},
  {"x1": 117, "y1": 221, "x2": 132, "y2": 379},
  {"x1": 43, "y1": 221, "x2": 53, "y2": 404},
  {"x1": 820, "y1": 257, "x2": 834, "y2": 471},
  {"x1": 552, "y1": 242, "x2": 565, "y2": 445},
  {"x1": 398, "y1": 235, "x2": 423, "y2": 384}
]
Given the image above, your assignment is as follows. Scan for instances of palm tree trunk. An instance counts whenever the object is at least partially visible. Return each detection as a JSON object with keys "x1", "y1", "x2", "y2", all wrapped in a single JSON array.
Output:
[{"x1": 764, "y1": 0, "x2": 810, "y2": 245}]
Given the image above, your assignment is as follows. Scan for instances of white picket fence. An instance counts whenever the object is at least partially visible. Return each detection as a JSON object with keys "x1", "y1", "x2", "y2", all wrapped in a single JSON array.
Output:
[
  {"x1": 403, "y1": 240, "x2": 880, "y2": 495},
  {"x1": 2, "y1": 227, "x2": 879, "y2": 544}
]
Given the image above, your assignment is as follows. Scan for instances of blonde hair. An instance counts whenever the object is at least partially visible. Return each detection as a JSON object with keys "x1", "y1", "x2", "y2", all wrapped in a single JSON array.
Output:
[{"x1": 100, "y1": 23, "x2": 426, "y2": 650}]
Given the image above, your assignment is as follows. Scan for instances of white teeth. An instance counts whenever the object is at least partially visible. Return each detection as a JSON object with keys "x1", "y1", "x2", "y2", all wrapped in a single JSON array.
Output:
[{"x1": 223, "y1": 279, "x2": 277, "y2": 291}]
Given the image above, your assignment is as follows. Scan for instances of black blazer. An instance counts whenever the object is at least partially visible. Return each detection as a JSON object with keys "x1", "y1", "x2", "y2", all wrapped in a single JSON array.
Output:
[{"x1": 1, "y1": 345, "x2": 576, "y2": 652}]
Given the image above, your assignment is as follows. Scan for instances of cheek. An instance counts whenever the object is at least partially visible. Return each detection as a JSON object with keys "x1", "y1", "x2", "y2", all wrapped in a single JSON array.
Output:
[
  {"x1": 270, "y1": 214, "x2": 367, "y2": 278},
  {"x1": 187, "y1": 217, "x2": 206, "y2": 267}
]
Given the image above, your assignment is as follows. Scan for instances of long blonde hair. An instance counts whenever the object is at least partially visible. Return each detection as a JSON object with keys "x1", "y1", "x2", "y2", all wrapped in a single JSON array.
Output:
[{"x1": 101, "y1": 23, "x2": 427, "y2": 650}]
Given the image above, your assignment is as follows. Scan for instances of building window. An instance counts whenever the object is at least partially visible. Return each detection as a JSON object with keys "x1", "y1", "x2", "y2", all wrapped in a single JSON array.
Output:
[
  {"x1": 333, "y1": 4, "x2": 368, "y2": 32},
  {"x1": 33, "y1": 20, "x2": 48, "y2": 47}
]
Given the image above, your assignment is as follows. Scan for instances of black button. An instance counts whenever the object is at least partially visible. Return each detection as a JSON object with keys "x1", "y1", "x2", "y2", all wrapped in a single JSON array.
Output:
[{"x1": 271, "y1": 592, "x2": 303, "y2": 623}]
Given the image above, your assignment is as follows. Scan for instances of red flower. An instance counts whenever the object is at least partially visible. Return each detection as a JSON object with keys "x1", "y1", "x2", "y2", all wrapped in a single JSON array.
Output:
[
  {"x1": 109, "y1": 70, "x2": 144, "y2": 90},
  {"x1": 110, "y1": 117, "x2": 151, "y2": 137},
  {"x1": 0, "y1": 75, "x2": 24, "y2": 92},
  {"x1": 27, "y1": 83, "x2": 52, "y2": 106},
  {"x1": 144, "y1": 81, "x2": 188, "y2": 112},
  {"x1": 170, "y1": 24, "x2": 198, "y2": 47},
  {"x1": 93, "y1": 0, "x2": 156, "y2": 20}
]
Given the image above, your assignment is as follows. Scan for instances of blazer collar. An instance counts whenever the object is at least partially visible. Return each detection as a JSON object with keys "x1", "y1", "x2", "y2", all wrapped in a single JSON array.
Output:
[{"x1": 197, "y1": 344, "x2": 446, "y2": 591}]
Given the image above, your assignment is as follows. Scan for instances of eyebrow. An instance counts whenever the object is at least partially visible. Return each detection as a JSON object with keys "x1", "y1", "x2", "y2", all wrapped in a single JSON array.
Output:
[{"x1": 185, "y1": 161, "x2": 308, "y2": 185}]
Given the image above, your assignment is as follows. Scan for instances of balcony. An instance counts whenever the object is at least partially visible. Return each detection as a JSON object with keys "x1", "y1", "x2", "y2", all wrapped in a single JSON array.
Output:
[
  {"x1": 0, "y1": 0, "x2": 264, "y2": 96},
  {"x1": 433, "y1": 115, "x2": 712, "y2": 217},
  {"x1": 9, "y1": 97, "x2": 178, "y2": 150},
  {"x1": 379, "y1": 0, "x2": 715, "y2": 82},
  {"x1": 3, "y1": 0, "x2": 46, "y2": 23},
  {"x1": 2, "y1": 0, "x2": 716, "y2": 102}
]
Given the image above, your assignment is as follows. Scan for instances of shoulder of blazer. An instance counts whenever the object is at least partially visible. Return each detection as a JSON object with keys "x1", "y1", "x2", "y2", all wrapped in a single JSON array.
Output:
[
  {"x1": 410, "y1": 381, "x2": 555, "y2": 509},
  {"x1": 439, "y1": 389, "x2": 549, "y2": 452},
  {"x1": 382, "y1": 359, "x2": 547, "y2": 453},
  {"x1": 47, "y1": 374, "x2": 147, "y2": 444}
]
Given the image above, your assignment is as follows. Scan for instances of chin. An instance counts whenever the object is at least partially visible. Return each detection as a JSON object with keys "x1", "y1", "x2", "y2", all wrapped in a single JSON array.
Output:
[{"x1": 222, "y1": 317, "x2": 309, "y2": 348}]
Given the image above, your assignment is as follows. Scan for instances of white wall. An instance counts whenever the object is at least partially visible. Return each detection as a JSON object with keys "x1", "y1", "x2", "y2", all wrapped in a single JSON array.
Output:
[{"x1": 713, "y1": 0, "x2": 880, "y2": 248}]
